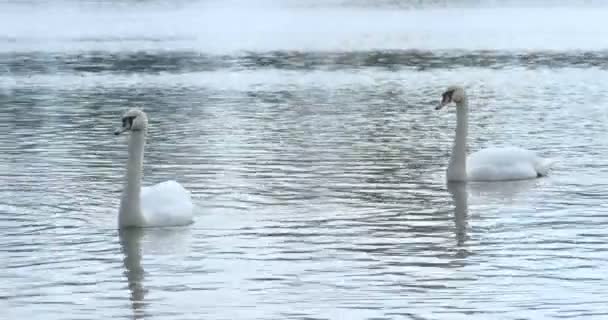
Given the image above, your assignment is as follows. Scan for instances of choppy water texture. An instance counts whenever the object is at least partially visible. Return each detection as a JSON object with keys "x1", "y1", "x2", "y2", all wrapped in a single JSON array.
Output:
[{"x1": 2, "y1": 1, "x2": 608, "y2": 319}]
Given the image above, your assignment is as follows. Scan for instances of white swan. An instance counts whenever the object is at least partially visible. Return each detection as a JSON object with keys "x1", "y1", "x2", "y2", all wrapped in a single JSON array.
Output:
[
  {"x1": 436, "y1": 86, "x2": 555, "y2": 182},
  {"x1": 114, "y1": 108, "x2": 194, "y2": 228}
]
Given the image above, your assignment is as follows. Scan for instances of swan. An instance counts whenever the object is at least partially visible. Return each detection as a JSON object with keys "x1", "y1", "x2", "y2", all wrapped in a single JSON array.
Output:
[
  {"x1": 436, "y1": 85, "x2": 555, "y2": 182},
  {"x1": 114, "y1": 108, "x2": 194, "y2": 228}
]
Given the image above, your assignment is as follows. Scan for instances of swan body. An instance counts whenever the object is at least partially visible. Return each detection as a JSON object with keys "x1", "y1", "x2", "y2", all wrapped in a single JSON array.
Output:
[
  {"x1": 140, "y1": 180, "x2": 194, "y2": 227},
  {"x1": 436, "y1": 86, "x2": 555, "y2": 182},
  {"x1": 114, "y1": 108, "x2": 194, "y2": 228},
  {"x1": 467, "y1": 146, "x2": 554, "y2": 181}
]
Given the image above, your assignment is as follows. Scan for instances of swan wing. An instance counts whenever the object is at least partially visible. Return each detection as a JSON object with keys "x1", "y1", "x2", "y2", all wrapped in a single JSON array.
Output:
[
  {"x1": 467, "y1": 146, "x2": 553, "y2": 181},
  {"x1": 141, "y1": 180, "x2": 194, "y2": 227}
]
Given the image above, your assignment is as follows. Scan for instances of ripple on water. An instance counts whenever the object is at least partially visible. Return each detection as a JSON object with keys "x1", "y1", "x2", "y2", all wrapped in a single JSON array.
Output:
[{"x1": 3, "y1": 23, "x2": 608, "y2": 320}]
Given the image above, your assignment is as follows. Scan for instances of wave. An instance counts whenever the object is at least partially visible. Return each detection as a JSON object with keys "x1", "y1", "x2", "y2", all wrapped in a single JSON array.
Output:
[{"x1": 2, "y1": 50, "x2": 608, "y2": 75}]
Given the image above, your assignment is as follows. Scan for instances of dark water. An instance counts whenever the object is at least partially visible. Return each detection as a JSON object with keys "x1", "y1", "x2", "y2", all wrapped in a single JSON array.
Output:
[{"x1": 2, "y1": 1, "x2": 608, "y2": 319}]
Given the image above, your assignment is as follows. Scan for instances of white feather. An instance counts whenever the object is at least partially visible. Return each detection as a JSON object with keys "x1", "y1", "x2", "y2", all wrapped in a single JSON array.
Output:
[
  {"x1": 141, "y1": 180, "x2": 194, "y2": 227},
  {"x1": 467, "y1": 146, "x2": 555, "y2": 181}
]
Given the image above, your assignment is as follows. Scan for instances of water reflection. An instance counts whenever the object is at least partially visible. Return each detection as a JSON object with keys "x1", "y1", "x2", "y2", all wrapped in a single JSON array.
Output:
[
  {"x1": 468, "y1": 179, "x2": 539, "y2": 202},
  {"x1": 119, "y1": 228, "x2": 147, "y2": 319},
  {"x1": 447, "y1": 182, "x2": 469, "y2": 247},
  {"x1": 447, "y1": 178, "x2": 542, "y2": 248},
  {"x1": 3, "y1": 10, "x2": 608, "y2": 315},
  {"x1": 118, "y1": 227, "x2": 193, "y2": 319}
]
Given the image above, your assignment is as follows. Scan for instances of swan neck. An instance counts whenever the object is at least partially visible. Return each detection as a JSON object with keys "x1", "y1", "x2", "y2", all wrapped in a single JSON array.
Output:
[
  {"x1": 447, "y1": 99, "x2": 468, "y2": 181},
  {"x1": 119, "y1": 131, "x2": 146, "y2": 227}
]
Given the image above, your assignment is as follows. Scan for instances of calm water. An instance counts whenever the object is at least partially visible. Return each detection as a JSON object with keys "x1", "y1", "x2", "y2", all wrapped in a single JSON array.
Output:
[{"x1": 2, "y1": 1, "x2": 608, "y2": 319}]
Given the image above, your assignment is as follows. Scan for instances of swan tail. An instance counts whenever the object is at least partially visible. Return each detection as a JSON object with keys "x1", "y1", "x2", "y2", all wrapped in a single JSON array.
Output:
[{"x1": 535, "y1": 157, "x2": 558, "y2": 177}]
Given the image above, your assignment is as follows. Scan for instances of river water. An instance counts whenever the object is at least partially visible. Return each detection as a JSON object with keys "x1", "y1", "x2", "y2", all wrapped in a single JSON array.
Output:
[{"x1": 2, "y1": 1, "x2": 608, "y2": 319}]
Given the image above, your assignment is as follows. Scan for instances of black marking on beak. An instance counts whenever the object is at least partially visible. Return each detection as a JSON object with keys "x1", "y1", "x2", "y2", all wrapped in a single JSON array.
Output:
[
  {"x1": 442, "y1": 89, "x2": 455, "y2": 104},
  {"x1": 122, "y1": 116, "x2": 135, "y2": 129},
  {"x1": 435, "y1": 89, "x2": 455, "y2": 110},
  {"x1": 115, "y1": 116, "x2": 136, "y2": 135}
]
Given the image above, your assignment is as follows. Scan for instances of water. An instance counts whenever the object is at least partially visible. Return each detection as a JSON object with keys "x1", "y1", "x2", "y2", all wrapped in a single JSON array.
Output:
[{"x1": 2, "y1": 1, "x2": 608, "y2": 319}]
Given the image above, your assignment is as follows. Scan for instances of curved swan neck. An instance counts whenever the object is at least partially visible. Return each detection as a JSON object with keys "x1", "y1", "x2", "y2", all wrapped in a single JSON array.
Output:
[
  {"x1": 119, "y1": 130, "x2": 146, "y2": 227},
  {"x1": 447, "y1": 97, "x2": 468, "y2": 181}
]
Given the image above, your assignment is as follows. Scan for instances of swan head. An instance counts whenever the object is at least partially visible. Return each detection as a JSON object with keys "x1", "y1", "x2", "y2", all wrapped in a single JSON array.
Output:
[
  {"x1": 114, "y1": 108, "x2": 148, "y2": 135},
  {"x1": 435, "y1": 85, "x2": 466, "y2": 110}
]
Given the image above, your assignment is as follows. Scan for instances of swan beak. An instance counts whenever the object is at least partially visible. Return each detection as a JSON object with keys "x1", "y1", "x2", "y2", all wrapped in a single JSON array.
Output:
[
  {"x1": 114, "y1": 127, "x2": 128, "y2": 135},
  {"x1": 435, "y1": 103, "x2": 447, "y2": 110}
]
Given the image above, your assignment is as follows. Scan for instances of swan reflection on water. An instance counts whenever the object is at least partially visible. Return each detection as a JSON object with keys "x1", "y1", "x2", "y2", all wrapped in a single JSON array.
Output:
[
  {"x1": 446, "y1": 179, "x2": 540, "y2": 247},
  {"x1": 119, "y1": 228, "x2": 147, "y2": 319},
  {"x1": 468, "y1": 179, "x2": 540, "y2": 201},
  {"x1": 119, "y1": 227, "x2": 192, "y2": 319},
  {"x1": 447, "y1": 182, "x2": 468, "y2": 247}
]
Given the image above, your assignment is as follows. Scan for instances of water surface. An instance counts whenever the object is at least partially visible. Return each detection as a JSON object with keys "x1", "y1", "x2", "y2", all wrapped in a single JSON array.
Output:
[{"x1": 2, "y1": 1, "x2": 608, "y2": 319}]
